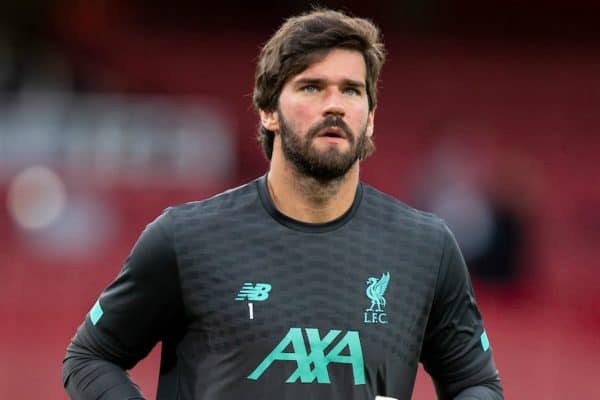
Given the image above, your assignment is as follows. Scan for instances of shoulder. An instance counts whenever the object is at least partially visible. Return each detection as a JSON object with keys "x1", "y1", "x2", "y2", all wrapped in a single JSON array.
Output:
[
  {"x1": 159, "y1": 178, "x2": 262, "y2": 230},
  {"x1": 360, "y1": 183, "x2": 448, "y2": 236}
]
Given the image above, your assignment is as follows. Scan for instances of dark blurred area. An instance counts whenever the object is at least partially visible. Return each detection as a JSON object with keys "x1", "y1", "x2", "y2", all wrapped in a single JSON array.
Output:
[{"x1": 1, "y1": 1, "x2": 599, "y2": 399}]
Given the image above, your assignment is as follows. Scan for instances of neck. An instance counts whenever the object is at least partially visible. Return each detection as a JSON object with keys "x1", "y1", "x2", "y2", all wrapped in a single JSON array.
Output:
[{"x1": 267, "y1": 155, "x2": 360, "y2": 224}]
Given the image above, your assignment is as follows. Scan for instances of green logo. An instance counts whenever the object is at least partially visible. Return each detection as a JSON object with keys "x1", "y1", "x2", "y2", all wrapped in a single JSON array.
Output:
[
  {"x1": 235, "y1": 283, "x2": 272, "y2": 301},
  {"x1": 89, "y1": 300, "x2": 103, "y2": 325},
  {"x1": 480, "y1": 331, "x2": 490, "y2": 351},
  {"x1": 248, "y1": 328, "x2": 365, "y2": 385},
  {"x1": 364, "y1": 272, "x2": 390, "y2": 324}
]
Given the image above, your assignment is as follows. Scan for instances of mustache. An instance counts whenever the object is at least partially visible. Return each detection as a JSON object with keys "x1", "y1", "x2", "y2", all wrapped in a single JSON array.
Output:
[{"x1": 307, "y1": 116, "x2": 353, "y2": 142}]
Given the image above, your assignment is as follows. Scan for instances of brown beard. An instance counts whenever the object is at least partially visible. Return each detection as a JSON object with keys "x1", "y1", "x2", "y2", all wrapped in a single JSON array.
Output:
[{"x1": 278, "y1": 111, "x2": 374, "y2": 183}]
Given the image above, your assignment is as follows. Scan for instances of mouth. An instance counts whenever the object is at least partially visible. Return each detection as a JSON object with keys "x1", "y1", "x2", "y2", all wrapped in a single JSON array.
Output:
[{"x1": 316, "y1": 127, "x2": 346, "y2": 140}]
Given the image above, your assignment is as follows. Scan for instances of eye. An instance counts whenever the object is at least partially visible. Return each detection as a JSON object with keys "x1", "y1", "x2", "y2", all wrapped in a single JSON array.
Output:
[
  {"x1": 343, "y1": 87, "x2": 361, "y2": 96},
  {"x1": 301, "y1": 85, "x2": 319, "y2": 93}
]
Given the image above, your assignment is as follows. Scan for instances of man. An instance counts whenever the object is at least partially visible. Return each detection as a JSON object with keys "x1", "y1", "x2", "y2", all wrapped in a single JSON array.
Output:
[{"x1": 63, "y1": 8, "x2": 503, "y2": 400}]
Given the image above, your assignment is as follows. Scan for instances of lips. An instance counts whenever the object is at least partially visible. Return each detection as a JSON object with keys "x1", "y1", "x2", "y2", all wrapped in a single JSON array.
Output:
[
  {"x1": 307, "y1": 116, "x2": 353, "y2": 144},
  {"x1": 317, "y1": 127, "x2": 346, "y2": 139}
]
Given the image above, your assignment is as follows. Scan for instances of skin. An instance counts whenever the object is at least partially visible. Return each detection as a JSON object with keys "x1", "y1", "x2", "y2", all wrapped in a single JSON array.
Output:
[{"x1": 260, "y1": 48, "x2": 375, "y2": 223}]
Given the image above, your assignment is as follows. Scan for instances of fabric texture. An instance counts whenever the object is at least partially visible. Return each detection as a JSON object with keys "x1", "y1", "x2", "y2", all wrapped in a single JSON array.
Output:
[{"x1": 63, "y1": 175, "x2": 502, "y2": 399}]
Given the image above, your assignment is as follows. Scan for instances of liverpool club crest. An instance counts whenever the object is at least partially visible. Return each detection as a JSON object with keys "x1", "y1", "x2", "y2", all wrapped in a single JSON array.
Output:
[{"x1": 364, "y1": 272, "x2": 390, "y2": 324}]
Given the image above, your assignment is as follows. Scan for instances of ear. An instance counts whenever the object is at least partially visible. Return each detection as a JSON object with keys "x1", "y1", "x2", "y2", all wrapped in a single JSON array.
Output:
[
  {"x1": 259, "y1": 109, "x2": 280, "y2": 133},
  {"x1": 366, "y1": 108, "x2": 375, "y2": 137}
]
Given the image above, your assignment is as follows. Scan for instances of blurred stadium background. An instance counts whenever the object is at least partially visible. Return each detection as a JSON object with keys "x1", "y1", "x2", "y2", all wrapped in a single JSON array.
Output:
[{"x1": 1, "y1": 1, "x2": 599, "y2": 398}]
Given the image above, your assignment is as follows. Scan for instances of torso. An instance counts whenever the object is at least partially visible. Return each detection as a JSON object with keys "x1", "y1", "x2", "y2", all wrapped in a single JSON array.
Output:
[{"x1": 163, "y1": 176, "x2": 446, "y2": 400}]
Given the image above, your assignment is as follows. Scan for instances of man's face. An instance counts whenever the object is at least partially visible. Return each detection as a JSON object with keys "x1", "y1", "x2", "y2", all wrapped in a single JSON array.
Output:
[{"x1": 263, "y1": 48, "x2": 375, "y2": 181}]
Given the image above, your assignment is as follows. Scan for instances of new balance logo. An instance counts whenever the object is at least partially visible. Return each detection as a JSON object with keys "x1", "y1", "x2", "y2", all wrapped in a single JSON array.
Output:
[
  {"x1": 235, "y1": 283, "x2": 272, "y2": 301},
  {"x1": 248, "y1": 328, "x2": 365, "y2": 385}
]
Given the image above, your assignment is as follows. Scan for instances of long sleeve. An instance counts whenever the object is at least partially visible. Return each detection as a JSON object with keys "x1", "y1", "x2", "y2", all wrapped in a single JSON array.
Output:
[
  {"x1": 63, "y1": 211, "x2": 185, "y2": 399},
  {"x1": 420, "y1": 224, "x2": 503, "y2": 399}
]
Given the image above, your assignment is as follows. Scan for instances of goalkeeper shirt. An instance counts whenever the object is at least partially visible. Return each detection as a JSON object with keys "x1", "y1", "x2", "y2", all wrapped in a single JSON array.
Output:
[{"x1": 63, "y1": 175, "x2": 503, "y2": 399}]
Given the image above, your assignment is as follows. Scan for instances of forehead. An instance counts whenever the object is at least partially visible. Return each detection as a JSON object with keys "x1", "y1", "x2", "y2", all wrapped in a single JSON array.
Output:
[{"x1": 290, "y1": 48, "x2": 367, "y2": 83}]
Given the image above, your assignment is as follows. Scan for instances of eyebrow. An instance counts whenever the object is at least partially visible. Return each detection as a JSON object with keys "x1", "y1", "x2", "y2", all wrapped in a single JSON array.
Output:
[{"x1": 294, "y1": 77, "x2": 366, "y2": 89}]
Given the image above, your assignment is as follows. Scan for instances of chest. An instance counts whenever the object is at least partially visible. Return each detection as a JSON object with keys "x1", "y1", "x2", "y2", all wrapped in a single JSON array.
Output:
[{"x1": 176, "y1": 225, "x2": 438, "y2": 368}]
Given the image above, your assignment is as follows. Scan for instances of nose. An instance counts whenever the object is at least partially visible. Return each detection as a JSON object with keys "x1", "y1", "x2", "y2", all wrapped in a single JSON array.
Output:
[{"x1": 322, "y1": 88, "x2": 346, "y2": 118}]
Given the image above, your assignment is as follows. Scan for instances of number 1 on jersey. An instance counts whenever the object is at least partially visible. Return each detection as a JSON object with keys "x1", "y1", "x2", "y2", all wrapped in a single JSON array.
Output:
[{"x1": 248, "y1": 302, "x2": 254, "y2": 319}]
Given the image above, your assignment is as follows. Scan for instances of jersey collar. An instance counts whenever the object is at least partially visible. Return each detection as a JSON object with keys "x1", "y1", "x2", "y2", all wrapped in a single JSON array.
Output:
[{"x1": 256, "y1": 174, "x2": 363, "y2": 233}]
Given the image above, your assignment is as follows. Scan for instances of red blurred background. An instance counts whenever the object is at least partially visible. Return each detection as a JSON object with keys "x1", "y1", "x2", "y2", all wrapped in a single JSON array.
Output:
[{"x1": 1, "y1": 1, "x2": 599, "y2": 399}]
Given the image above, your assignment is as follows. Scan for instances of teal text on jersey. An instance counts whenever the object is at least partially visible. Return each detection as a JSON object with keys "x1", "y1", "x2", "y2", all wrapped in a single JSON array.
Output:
[{"x1": 248, "y1": 328, "x2": 365, "y2": 385}]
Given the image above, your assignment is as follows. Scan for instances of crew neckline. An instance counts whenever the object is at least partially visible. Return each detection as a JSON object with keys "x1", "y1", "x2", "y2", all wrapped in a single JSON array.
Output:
[{"x1": 256, "y1": 174, "x2": 363, "y2": 233}]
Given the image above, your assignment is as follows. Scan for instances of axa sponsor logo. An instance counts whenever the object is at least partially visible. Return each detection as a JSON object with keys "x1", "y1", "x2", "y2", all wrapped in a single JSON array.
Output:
[{"x1": 248, "y1": 328, "x2": 365, "y2": 385}]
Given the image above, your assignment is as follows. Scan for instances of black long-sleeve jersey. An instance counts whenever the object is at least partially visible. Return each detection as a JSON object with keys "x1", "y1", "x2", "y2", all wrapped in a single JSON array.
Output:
[{"x1": 63, "y1": 175, "x2": 503, "y2": 400}]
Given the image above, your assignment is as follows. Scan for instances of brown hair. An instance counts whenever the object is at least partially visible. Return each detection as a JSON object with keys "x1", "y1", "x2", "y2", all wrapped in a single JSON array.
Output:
[{"x1": 253, "y1": 8, "x2": 386, "y2": 160}]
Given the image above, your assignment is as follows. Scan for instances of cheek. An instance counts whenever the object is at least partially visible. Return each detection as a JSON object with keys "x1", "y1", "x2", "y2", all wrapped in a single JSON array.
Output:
[
  {"x1": 348, "y1": 105, "x2": 370, "y2": 132},
  {"x1": 281, "y1": 101, "x2": 317, "y2": 132}
]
